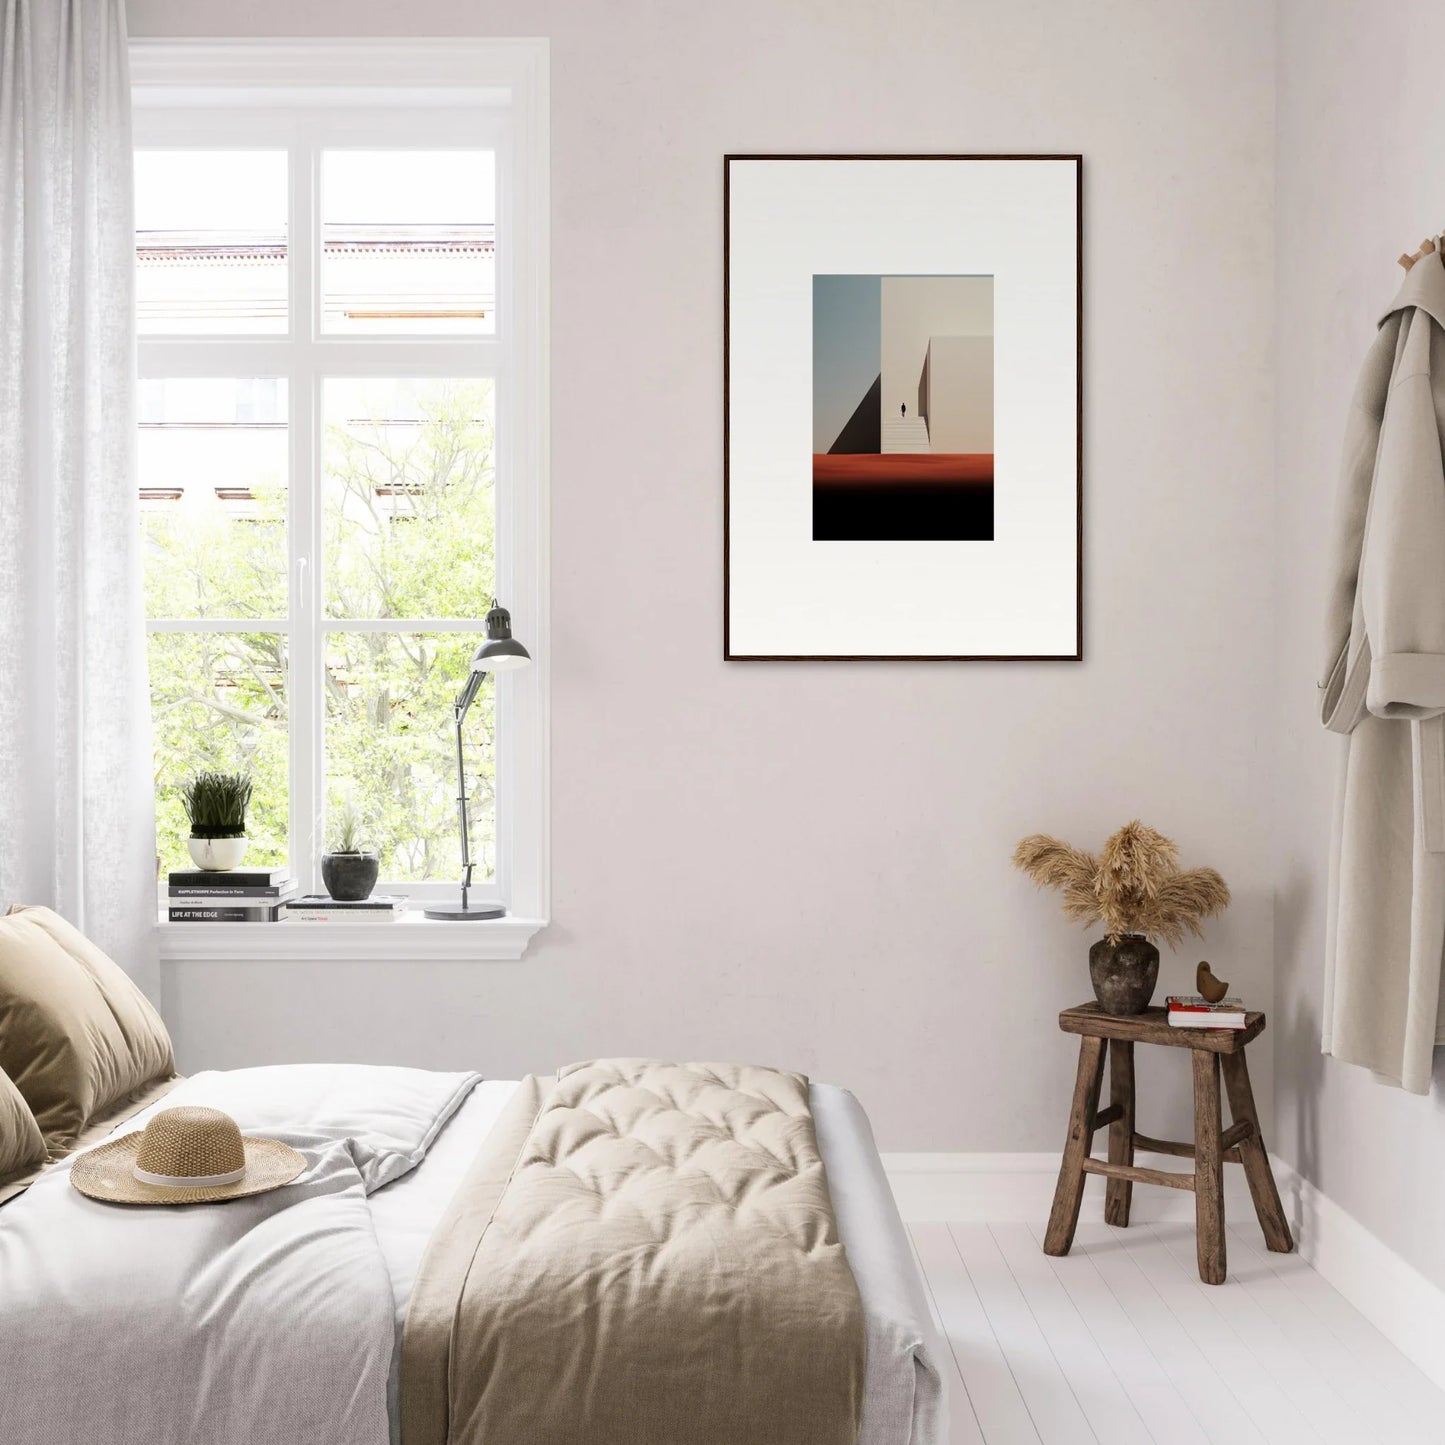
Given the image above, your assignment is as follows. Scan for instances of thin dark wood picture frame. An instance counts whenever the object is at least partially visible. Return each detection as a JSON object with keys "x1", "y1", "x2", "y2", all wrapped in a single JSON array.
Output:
[{"x1": 723, "y1": 153, "x2": 1083, "y2": 662}]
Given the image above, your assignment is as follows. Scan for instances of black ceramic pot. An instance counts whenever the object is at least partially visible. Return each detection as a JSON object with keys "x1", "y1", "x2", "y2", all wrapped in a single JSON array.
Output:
[
  {"x1": 320, "y1": 851, "x2": 379, "y2": 902},
  {"x1": 1088, "y1": 934, "x2": 1160, "y2": 1015}
]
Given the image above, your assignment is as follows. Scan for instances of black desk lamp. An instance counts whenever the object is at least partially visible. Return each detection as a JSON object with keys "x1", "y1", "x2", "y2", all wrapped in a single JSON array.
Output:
[{"x1": 424, "y1": 600, "x2": 530, "y2": 921}]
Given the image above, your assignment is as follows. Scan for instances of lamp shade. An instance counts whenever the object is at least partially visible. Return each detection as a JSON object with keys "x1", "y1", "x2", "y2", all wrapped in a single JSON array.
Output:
[{"x1": 471, "y1": 601, "x2": 531, "y2": 673}]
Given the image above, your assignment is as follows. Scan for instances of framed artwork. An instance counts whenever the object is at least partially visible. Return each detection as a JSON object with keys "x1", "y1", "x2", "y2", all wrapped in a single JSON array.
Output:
[{"x1": 724, "y1": 155, "x2": 1082, "y2": 661}]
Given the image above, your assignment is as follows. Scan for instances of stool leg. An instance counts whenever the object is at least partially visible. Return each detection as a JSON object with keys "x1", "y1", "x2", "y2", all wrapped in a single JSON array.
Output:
[
  {"x1": 1104, "y1": 1039, "x2": 1135, "y2": 1227},
  {"x1": 1221, "y1": 1050, "x2": 1294, "y2": 1254},
  {"x1": 1045, "y1": 1035, "x2": 1105, "y2": 1257},
  {"x1": 1192, "y1": 1048, "x2": 1227, "y2": 1285}
]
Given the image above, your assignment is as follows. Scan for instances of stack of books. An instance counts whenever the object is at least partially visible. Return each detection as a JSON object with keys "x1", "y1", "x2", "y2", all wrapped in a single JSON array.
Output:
[
  {"x1": 284, "y1": 894, "x2": 408, "y2": 924},
  {"x1": 1166, "y1": 994, "x2": 1249, "y2": 1029},
  {"x1": 167, "y1": 867, "x2": 295, "y2": 922}
]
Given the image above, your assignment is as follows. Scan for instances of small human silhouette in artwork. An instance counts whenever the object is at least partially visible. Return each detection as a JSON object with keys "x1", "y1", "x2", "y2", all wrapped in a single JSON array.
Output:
[{"x1": 900, "y1": 402, "x2": 907, "y2": 418}]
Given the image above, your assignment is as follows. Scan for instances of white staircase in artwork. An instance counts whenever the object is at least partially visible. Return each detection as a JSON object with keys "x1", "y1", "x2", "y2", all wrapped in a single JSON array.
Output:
[{"x1": 881, "y1": 415, "x2": 931, "y2": 454}]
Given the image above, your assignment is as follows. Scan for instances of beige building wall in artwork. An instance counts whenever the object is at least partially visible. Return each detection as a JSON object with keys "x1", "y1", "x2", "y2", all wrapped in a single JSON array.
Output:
[
  {"x1": 880, "y1": 275, "x2": 992, "y2": 436},
  {"x1": 922, "y1": 335, "x2": 993, "y2": 452}
]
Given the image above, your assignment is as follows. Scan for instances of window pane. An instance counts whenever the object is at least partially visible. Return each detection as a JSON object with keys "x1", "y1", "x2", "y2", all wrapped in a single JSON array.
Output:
[
  {"x1": 323, "y1": 378, "x2": 495, "y2": 619},
  {"x1": 321, "y1": 151, "x2": 495, "y2": 334},
  {"x1": 148, "y1": 632, "x2": 289, "y2": 873},
  {"x1": 140, "y1": 379, "x2": 288, "y2": 620},
  {"x1": 325, "y1": 633, "x2": 493, "y2": 883},
  {"x1": 135, "y1": 151, "x2": 287, "y2": 334}
]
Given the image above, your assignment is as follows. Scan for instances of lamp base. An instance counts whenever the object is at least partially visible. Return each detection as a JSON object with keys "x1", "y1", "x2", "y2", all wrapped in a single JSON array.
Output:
[{"x1": 423, "y1": 902, "x2": 507, "y2": 921}]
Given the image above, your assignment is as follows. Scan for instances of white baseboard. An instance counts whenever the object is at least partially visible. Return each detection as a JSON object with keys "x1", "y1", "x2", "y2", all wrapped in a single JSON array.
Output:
[
  {"x1": 881, "y1": 1150, "x2": 1256, "y2": 1225},
  {"x1": 1271, "y1": 1159, "x2": 1445, "y2": 1395},
  {"x1": 882, "y1": 1151, "x2": 1445, "y2": 1396}
]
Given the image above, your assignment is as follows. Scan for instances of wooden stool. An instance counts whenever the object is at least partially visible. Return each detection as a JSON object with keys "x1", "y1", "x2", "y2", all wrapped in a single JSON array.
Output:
[{"x1": 1043, "y1": 1002, "x2": 1293, "y2": 1284}]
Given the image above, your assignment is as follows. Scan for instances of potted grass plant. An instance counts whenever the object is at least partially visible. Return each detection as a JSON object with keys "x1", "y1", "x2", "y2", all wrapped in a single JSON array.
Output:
[
  {"x1": 320, "y1": 801, "x2": 380, "y2": 902},
  {"x1": 1012, "y1": 820, "x2": 1231, "y2": 1015},
  {"x1": 182, "y1": 771, "x2": 254, "y2": 872}
]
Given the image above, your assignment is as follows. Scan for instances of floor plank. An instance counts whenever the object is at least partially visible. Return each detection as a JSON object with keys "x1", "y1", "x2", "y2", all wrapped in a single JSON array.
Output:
[
  {"x1": 1022, "y1": 1219, "x2": 1212, "y2": 1444},
  {"x1": 906, "y1": 1213, "x2": 1445, "y2": 1445},
  {"x1": 1225, "y1": 1222, "x2": 1445, "y2": 1440},
  {"x1": 950, "y1": 1223, "x2": 1099, "y2": 1444},
  {"x1": 1069, "y1": 1224, "x2": 1273, "y2": 1445},
  {"x1": 1115, "y1": 1223, "x2": 1321, "y2": 1443},
  {"x1": 909, "y1": 1227, "x2": 950, "y2": 1337},
  {"x1": 1218, "y1": 1224, "x2": 1436, "y2": 1445},
  {"x1": 986, "y1": 1223, "x2": 1153, "y2": 1444},
  {"x1": 911, "y1": 1223, "x2": 1033, "y2": 1445},
  {"x1": 1151, "y1": 1222, "x2": 1373, "y2": 1445},
  {"x1": 908, "y1": 1227, "x2": 987, "y2": 1445}
]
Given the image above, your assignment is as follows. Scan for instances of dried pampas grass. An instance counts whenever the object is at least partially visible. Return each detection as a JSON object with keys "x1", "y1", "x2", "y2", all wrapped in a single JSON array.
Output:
[
  {"x1": 1010, "y1": 835, "x2": 1101, "y2": 925},
  {"x1": 1012, "y1": 820, "x2": 1229, "y2": 946}
]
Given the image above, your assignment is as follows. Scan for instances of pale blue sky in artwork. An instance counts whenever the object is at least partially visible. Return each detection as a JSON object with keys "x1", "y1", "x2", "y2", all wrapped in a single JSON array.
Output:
[{"x1": 812, "y1": 274, "x2": 880, "y2": 453}]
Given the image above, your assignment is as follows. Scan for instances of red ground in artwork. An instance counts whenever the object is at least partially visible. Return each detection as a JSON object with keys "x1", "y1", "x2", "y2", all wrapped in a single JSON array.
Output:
[{"x1": 812, "y1": 453, "x2": 995, "y2": 488}]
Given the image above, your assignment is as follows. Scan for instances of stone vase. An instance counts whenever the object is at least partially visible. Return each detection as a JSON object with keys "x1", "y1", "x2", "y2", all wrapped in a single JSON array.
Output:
[
  {"x1": 320, "y1": 851, "x2": 379, "y2": 902},
  {"x1": 1088, "y1": 934, "x2": 1160, "y2": 1015}
]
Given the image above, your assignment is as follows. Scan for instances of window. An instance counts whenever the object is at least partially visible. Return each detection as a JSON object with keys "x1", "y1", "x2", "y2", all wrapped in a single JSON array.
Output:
[{"x1": 132, "y1": 42, "x2": 549, "y2": 954}]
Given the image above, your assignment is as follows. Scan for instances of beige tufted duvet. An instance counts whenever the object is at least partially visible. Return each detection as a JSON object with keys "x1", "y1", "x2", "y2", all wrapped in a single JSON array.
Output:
[{"x1": 401, "y1": 1059, "x2": 867, "y2": 1445}]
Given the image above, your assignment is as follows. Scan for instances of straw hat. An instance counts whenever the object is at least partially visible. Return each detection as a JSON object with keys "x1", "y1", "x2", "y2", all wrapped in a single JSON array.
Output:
[{"x1": 70, "y1": 1105, "x2": 306, "y2": 1205}]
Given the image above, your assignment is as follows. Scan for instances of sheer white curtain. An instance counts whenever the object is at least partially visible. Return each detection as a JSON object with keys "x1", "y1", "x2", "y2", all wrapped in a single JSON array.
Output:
[{"x1": 0, "y1": 0, "x2": 157, "y2": 995}]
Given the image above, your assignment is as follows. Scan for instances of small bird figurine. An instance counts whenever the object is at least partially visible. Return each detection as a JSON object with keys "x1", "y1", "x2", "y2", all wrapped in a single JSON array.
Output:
[{"x1": 1196, "y1": 961, "x2": 1229, "y2": 1003}]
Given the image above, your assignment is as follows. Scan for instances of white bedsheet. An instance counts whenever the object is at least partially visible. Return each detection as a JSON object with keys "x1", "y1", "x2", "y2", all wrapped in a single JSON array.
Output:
[
  {"x1": 0, "y1": 1065, "x2": 480, "y2": 1445},
  {"x1": 368, "y1": 1080, "x2": 946, "y2": 1445}
]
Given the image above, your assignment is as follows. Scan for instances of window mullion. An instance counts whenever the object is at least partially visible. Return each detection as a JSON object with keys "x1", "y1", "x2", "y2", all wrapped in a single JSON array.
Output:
[
  {"x1": 288, "y1": 132, "x2": 321, "y2": 895},
  {"x1": 145, "y1": 619, "x2": 292, "y2": 633}
]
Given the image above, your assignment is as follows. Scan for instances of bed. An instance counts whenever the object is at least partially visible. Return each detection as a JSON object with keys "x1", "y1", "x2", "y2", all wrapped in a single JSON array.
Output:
[
  {"x1": 0, "y1": 902, "x2": 943, "y2": 1445},
  {"x1": 0, "y1": 1062, "x2": 946, "y2": 1445}
]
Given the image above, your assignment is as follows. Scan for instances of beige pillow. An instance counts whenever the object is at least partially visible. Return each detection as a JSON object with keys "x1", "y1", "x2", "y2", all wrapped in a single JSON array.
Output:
[
  {"x1": 0, "y1": 906, "x2": 175, "y2": 1151},
  {"x1": 0, "y1": 1064, "x2": 46, "y2": 1186}
]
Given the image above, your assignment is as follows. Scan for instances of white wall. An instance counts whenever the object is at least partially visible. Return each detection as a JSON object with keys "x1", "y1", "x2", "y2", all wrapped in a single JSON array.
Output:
[
  {"x1": 129, "y1": 0, "x2": 1276, "y2": 1153},
  {"x1": 1274, "y1": 0, "x2": 1445, "y2": 1292}
]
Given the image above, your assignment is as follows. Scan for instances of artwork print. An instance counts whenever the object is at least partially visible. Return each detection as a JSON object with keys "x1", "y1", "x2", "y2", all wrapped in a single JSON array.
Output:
[
  {"x1": 724, "y1": 155, "x2": 1080, "y2": 661},
  {"x1": 812, "y1": 275, "x2": 994, "y2": 542}
]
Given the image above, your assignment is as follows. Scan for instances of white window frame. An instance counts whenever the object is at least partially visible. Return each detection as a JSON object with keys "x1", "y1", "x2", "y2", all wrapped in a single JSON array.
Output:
[{"x1": 133, "y1": 40, "x2": 549, "y2": 961}]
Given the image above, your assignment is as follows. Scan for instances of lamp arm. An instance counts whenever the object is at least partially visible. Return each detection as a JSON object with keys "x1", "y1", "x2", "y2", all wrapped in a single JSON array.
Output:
[
  {"x1": 454, "y1": 668, "x2": 485, "y2": 719},
  {"x1": 452, "y1": 670, "x2": 488, "y2": 910}
]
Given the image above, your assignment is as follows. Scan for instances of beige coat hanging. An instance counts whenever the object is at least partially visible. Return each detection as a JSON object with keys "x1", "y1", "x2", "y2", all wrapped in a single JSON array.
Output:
[{"x1": 1320, "y1": 247, "x2": 1445, "y2": 1093}]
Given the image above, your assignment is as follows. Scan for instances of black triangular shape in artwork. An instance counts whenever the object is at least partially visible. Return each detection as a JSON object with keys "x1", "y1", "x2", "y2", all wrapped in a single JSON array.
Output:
[{"x1": 827, "y1": 373, "x2": 881, "y2": 454}]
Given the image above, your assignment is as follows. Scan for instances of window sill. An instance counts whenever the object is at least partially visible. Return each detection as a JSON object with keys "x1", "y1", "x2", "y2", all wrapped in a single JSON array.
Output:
[{"x1": 156, "y1": 913, "x2": 546, "y2": 962}]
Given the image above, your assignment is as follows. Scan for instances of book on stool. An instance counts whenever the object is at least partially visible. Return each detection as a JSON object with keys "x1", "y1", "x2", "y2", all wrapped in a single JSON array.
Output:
[{"x1": 1166, "y1": 994, "x2": 1247, "y2": 1029}]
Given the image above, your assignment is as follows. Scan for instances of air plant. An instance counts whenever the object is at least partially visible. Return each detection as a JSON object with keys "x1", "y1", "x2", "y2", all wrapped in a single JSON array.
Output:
[
  {"x1": 327, "y1": 799, "x2": 371, "y2": 856},
  {"x1": 181, "y1": 771, "x2": 253, "y2": 839},
  {"x1": 1012, "y1": 820, "x2": 1230, "y2": 947}
]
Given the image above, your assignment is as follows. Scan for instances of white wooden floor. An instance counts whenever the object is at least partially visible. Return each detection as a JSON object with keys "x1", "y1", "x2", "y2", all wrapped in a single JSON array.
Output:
[{"x1": 909, "y1": 1219, "x2": 1445, "y2": 1445}]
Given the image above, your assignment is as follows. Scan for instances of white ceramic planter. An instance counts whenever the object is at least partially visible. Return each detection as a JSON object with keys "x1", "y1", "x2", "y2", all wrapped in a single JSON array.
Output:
[{"x1": 187, "y1": 836, "x2": 249, "y2": 871}]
